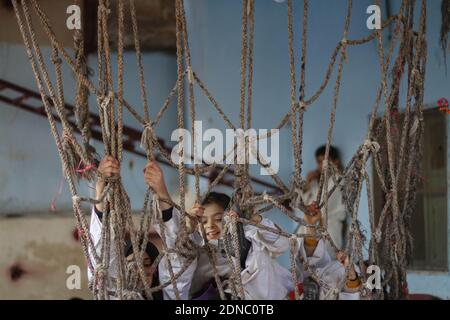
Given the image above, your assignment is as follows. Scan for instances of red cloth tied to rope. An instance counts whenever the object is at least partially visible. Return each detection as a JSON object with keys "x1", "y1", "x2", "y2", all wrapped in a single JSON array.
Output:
[
  {"x1": 75, "y1": 160, "x2": 96, "y2": 176},
  {"x1": 438, "y1": 97, "x2": 449, "y2": 114},
  {"x1": 288, "y1": 283, "x2": 304, "y2": 300}
]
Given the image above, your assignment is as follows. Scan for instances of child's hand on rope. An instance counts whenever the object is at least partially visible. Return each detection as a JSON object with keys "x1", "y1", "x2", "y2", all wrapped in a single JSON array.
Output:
[
  {"x1": 188, "y1": 203, "x2": 205, "y2": 218},
  {"x1": 144, "y1": 161, "x2": 172, "y2": 210},
  {"x1": 95, "y1": 156, "x2": 120, "y2": 211},
  {"x1": 98, "y1": 155, "x2": 120, "y2": 179},
  {"x1": 304, "y1": 202, "x2": 321, "y2": 225},
  {"x1": 144, "y1": 161, "x2": 169, "y2": 197},
  {"x1": 186, "y1": 203, "x2": 204, "y2": 233}
]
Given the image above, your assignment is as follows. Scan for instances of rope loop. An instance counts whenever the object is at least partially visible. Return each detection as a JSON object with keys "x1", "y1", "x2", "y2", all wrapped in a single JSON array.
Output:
[
  {"x1": 51, "y1": 56, "x2": 62, "y2": 65},
  {"x1": 361, "y1": 139, "x2": 380, "y2": 157},
  {"x1": 72, "y1": 195, "x2": 82, "y2": 205},
  {"x1": 186, "y1": 66, "x2": 194, "y2": 85},
  {"x1": 140, "y1": 123, "x2": 156, "y2": 152}
]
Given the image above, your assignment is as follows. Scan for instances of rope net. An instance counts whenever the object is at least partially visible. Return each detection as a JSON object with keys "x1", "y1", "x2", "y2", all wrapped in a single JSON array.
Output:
[{"x1": 11, "y1": 0, "x2": 427, "y2": 300}]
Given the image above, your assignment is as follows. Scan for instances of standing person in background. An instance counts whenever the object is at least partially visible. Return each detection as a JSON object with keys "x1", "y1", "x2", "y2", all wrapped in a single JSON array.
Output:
[{"x1": 301, "y1": 145, "x2": 347, "y2": 259}]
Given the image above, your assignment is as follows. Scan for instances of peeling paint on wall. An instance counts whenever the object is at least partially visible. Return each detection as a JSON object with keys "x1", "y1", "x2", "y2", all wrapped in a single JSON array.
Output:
[{"x1": 0, "y1": 215, "x2": 91, "y2": 299}]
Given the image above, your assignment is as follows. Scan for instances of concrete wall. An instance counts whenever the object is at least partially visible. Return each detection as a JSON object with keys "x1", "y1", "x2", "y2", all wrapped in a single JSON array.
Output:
[
  {"x1": 0, "y1": 215, "x2": 91, "y2": 299},
  {"x1": 0, "y1": 0, "x2": 83, "y2": 47}
]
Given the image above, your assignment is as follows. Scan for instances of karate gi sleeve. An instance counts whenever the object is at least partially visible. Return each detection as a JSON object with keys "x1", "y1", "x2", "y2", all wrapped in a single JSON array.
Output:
[
  {"x1": 154, "y1": 206, "x2": 197, "y2": 300},
  {"x1": 244, "y1": 217, "x2": 290, "y2": 256}
]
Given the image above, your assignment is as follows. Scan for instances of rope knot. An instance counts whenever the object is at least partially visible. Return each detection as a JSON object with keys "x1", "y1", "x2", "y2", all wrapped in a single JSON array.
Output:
[
  {"x1": 99, "y1": 91, "x2": 115, "y2": 109},
  {"x1": 340, "y1": 37, "x2": 349, "y2": 62},
  {"x1": 186, "y1": 66, "x2": 194, "y2": 85},
  {"x1": 98, "y1": 91, "x2": 115, "y2": 137},
  {"x1": 72, "y1": 195, "x2": 82, "y2": 205},
  {"x1": 360, "y1": 140, "x2": 380, "y2": 158},
  {"x1": 51, "y1": 57, "x2": 62, "y2": 65},
  {"x1": 140, "y1": 124, "x2": 156, "y2": 153},
  {"x1": 363, "y1": 139, "x2": 380, "y2": 153}
]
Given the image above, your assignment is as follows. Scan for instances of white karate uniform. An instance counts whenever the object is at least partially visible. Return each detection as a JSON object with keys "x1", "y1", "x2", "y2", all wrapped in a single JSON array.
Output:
[
  {"x1": 154, "y1": 207, "x2": 197, "y2": 300},
  {"x1": 316, "y1": 260, "x2": 361, "y2": 300},
  {"x1": 240, "y1": 218, "x2": 294, "y2": 299},
  {"x1": 296, "y1": 238, "x2": 360, "y2": 300},
  {"x1": 295, "y1": 237, "x2": 331, "y2": 283},
  {"x1": 88, "y1": 208, "x2": 118, "y2": 291},
  {"x1": 88, "y1": 206, "x2": 196, "y2": 300},
  {"x1": 301, "y1": 176, "x2": 347, "y2": 258},
  {"x1": 189, "y1": 217, "x2": 294, "y2": 300}
]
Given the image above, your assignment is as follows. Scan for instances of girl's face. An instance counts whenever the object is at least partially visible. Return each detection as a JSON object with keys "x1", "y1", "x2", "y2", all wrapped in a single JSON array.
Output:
[
  {"x1": 316, "y1": 155, "x2": 325, "y2": 173},
  {"x1": 201, "y1": 203, "x2": 225, "y2": 241}
]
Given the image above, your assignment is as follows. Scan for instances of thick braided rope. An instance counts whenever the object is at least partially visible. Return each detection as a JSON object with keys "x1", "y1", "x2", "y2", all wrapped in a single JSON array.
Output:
[
  {"x1": 12, "y1": 0, "x2": 100, "y2": 274},
  {"x1": 12, "y1": 0, "x2": 427, "y2": 300}
]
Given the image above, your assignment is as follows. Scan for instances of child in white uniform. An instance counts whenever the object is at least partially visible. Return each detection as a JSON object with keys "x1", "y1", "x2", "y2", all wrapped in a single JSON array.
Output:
[
  {"x1": 292, "y1": 202, "x2": 361, "y2": 300},
  {"x1": 302, "y1": 145, "x2": 347, "y2": 258},
  {"x1": 142, "y1": 162, "x2": 294, "y2": 300},
  {"x1": 88, "y1": 156, "x2": 195, "y2": 300},
  {"x1": 183, "y1": 193, "x2": 293, "y2": 300}
]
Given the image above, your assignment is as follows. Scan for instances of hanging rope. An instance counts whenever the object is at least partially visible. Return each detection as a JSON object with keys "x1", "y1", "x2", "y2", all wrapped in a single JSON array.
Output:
[{"x1": 11, "y1": 0, "x2": 427, "y2": 300}]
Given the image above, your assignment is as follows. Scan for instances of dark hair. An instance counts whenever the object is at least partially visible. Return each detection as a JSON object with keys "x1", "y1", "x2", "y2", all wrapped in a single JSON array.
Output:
[
  {"x1": 315, "y1": 145, "x2": 340, "y2": 160},
  {"x1": 315, "y1": 145, "x2": 343, "y2": 172},
  {"x1": 201, "y1": 192, "x2": 231, "y2": 211},
  {"x1": 124, "y1": 239, "x2": 159, "y2": 262},
  {"x1": 124, "y1": 238, "x2": 162, "y2": 299}
]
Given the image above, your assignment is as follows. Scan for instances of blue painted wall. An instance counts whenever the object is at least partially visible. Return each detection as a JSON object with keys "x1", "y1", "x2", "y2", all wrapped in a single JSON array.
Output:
[
  {"x1": 182, "y1": 0, "x2": 449, "y2": 298},
  {"x1": 0, "y1": 43, "x2": 180, "y2": 213}
]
